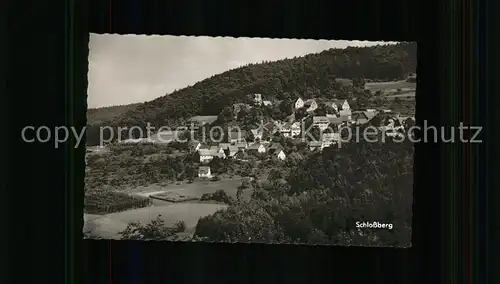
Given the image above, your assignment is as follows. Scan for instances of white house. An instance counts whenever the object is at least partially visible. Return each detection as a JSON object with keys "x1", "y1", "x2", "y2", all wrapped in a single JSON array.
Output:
[
  {"x1": 254, "y1": 93, "x2": 263, "y2": 105},
  {"x1": 332, "y1": 99, "x2": 350, "y2": 112},
  {"x1": 304, "y1": 99, "x2": 318, "y2": 112},
  {"x1": 198, "y1": 166, "x2": 212, "y2": 178},
  {"x1": 266, "y1": 143, "x2": 286, "y2": 160},
  {"x1": 262, "y1": 100, "x2": 272, "y2": 106},
  {"x1": 279, "y1": 123, "x2": 292, "y2": 137},
  {"x1": 295, "y1": 97, "x2": 305, "y2": 109},
  {"x1": 313, "y1": 116, "x2": 330, "y2": 132},
  {"x1": 198, "y1": 148, "x2": 225, "y2": 163},
  {"x1": 275, "y1": 149, "x2": 286, "y2": 161},
  {"x1": 339, "y1": 109, "x2": 352, "y2": 121},
  {"x1": 247, "y1": 143, "x2": 267, "y2": 154},
  {"x1": 291, "y1": 122, "x2": 301, "y2": 137}
]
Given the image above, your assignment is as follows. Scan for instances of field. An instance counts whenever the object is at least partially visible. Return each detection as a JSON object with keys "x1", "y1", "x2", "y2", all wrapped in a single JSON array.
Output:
[
  {"x1": 84, "y1": 178, "x2": 246, "y2": 238},
  {"x1": 121, "y1": 177, "x2": 250, "y2": 200},
  {"x1": 84, "y1": 203, "x2": 228, "y2": 239}
]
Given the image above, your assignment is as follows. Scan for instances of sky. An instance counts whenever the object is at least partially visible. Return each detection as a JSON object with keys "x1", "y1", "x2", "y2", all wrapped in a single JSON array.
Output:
[{"x1": 88, "y1": 34, "x2": 397, "y2": 108}]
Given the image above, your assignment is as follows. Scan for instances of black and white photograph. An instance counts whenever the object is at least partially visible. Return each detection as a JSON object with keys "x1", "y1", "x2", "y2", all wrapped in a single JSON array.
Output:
[{"x1": 84, "y1": 34, "x2": 417, "y2": 247}]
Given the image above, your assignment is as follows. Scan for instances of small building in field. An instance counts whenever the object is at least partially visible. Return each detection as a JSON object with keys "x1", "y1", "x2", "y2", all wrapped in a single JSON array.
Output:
[{"x1": 198, "y1": 166, "x2": 212, "y2": 178}]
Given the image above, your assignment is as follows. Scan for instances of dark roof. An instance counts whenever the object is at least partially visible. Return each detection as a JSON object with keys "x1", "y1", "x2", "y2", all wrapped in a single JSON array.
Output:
[
  {"x1": 268, "y1": 143, "x2": 283, "y2": 150},
  {"x1": 229, "y1": 130, "x2": 246, "y2": 139},
  {"x1": 304, "y1": 99, "x2": 316, "y2": 106},
  {"x1": 248, "y1": 143, "x2": 264, "y2": 150},
  {"x1": 328, "y1": 117, "x2": 343, "y2": 124}
]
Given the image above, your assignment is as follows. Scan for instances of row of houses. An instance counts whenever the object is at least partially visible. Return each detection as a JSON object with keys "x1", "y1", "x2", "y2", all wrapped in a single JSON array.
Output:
[{"x1": 192, "y1": 141, "x2": 287, "y2": 164}]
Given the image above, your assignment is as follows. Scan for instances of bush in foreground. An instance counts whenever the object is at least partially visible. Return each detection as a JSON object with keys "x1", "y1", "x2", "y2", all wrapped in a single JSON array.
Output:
[
  {"x1": 119, "y1": 215, "x2": 186, "y2": 241},
  {"x1": 200, "y1": 190, "x2": 233, "y2": 204}
]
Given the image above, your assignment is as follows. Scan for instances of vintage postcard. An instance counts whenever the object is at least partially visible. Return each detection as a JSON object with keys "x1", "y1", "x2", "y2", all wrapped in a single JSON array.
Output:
[{"x1": 84, "y1": 34, "x2": 416, "y2": 247}]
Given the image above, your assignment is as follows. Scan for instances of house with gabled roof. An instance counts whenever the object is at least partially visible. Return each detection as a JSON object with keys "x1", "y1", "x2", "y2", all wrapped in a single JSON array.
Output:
[
  {"x1": 279, "y1": 122, "x2": 292, "y2": 137},
  {"x1": 225, "y1": 145, "x2": 239, "y2": 158},
  {"x1": 332, "y1": 99, "x2": 350, "y2": 112},
  {"x1": 273, "y1": 149, "x2": 287, "y2": 161},
  {"x1": 304, "y1": 99, "x2": 318, "y2": 112},
  {"x1": 313, "y1": 116, "x2": 330, "y2": 131},
  {"x1": 247, "y1": 143, "x2": 267, "y2": 155},
  {"x1": 267, "y1": 143, "x2": 284, "y2": 154},
  {"x1": 266, "y1": 143, "x2": 286, "y2": 160},
  {"x1": 262, "y1": 100, "x2": 272, "y2": 106},
  {"x1": 263, "y1": 121, "x2": 278, "y2": 136},
  {"x1": 290, "y1": 122, "x2": 301, "y2": 137},
  {"x1": 198, "y1": 148, "x2": 226, "y2": 163},
  {"x1": 294, "y1": 97, "x2": 305, "y2": 109},
  {"x1": 308, "y1": 141, "x2": 323, "y2": 151}
]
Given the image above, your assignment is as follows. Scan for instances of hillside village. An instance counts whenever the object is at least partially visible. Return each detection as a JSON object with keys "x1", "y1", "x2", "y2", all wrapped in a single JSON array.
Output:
[
  {"x1": 111, "y1": 77, "x2": 416, "y2": 178},
  {"x1": 84, "y1": 41, "x2": 416, "y2": 245}
]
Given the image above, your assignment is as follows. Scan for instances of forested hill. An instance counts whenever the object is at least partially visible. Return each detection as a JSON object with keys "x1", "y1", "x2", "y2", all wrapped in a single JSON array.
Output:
[
  {"x1": 87, "y1": 103, "x2": 141, "y2": 126},
  {"x1": 86, "y1": 42, "x2": 417, "y2": 145}
]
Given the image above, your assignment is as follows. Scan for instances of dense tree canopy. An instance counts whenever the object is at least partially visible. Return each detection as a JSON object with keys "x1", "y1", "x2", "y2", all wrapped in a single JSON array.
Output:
[{"x1": 194, "y1": 136, "x2": 414, "y2": 247}]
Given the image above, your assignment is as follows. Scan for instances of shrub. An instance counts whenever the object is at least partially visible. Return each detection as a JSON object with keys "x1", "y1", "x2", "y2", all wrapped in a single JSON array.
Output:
[
  {"x1": 200, "y1": 190, "x2": 233, "y2": 204},
  {"x1": 84, "y1": 191, "x2": 152, "y2": 214}
]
